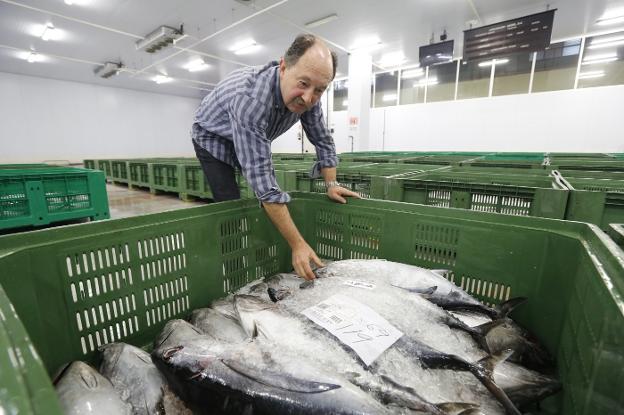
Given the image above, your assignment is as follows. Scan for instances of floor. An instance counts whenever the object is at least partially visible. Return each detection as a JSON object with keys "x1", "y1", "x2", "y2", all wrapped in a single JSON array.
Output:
[{"x1": 106, "y1": 183, "x2": 207, "y2": 219}]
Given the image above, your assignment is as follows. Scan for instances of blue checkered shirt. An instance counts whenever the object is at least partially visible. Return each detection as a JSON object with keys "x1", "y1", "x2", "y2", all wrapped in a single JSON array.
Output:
[{"x1": 191, "y1": 61, "x2": 338, "y2": 203}]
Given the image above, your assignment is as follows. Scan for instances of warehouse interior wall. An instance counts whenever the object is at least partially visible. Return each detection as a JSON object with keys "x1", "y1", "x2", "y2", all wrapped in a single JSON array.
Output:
[
  {"x1": 0, "y1": 71, "x2": 201, "y2": 163},
  {"x1": 332, "y1": 84, "x2": 624, "y2": 153}
]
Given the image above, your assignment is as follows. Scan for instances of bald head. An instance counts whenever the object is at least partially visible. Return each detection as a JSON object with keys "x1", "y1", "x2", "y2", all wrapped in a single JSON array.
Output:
[{"x1": 283, "y1": 34, "x2": 337, "y2": 80}]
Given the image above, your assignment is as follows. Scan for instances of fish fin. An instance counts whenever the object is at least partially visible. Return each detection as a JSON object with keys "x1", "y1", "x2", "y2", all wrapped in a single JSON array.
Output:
[
  {"x1": 495, "y1": 297, "x2": 528, "y2": 319},
  {"x1": 390, "y1": 283, "x2": 438, "y2": 295},
  {"x1": 430, "y1": 269, "x2": 450, "y2": 277},
  {"x1": 267, "y1": 287, "x2": 290, "y2": 302},
  {"x1": 220, "y1": 359, "x2": 341, "y2": 394},
  {"x1": 469, "y1": 319, "x2": 507, "y2": 353},
  {"x1": 472, "y1": 349, "x2": 521, "y2": 415}
]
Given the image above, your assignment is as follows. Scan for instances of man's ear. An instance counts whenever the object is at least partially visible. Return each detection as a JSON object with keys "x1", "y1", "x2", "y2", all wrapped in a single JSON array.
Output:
[{"x1": 279, "y1": 57, "x2": 286, "y2": 74}]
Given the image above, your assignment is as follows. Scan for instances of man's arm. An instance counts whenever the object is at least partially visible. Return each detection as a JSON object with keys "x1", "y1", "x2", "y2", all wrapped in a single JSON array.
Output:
[{"x1": 262, "y1": 202, "x2": 323, "y2": 280}]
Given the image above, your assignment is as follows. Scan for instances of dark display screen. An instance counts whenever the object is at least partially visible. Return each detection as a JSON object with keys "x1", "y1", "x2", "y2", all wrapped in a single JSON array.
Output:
[
  {"x1": 463, "y1": 10, "x2": 556, "y2": 62},
  {"x1": 419, "y1": 40, "x2": 454, "y2": 67}
]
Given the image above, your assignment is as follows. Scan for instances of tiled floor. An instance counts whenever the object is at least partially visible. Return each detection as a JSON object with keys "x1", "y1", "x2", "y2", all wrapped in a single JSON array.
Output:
[{"x1": 106, "y1": 183, "x2": 207, "y2": 219}]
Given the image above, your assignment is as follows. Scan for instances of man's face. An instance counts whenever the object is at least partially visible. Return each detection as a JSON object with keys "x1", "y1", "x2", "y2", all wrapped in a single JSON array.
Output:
[{"x1": 279, "y1": 45, "x2": 333, "y2": 114}]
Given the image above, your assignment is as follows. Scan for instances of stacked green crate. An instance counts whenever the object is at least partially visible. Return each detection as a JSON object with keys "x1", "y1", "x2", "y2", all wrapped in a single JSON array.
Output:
[
  {"x1": 0, "y1": 166, "x2": 110, "y2": 230},
  {"x1": 376, "y1": 170, "x2": 568, "y2": 219}
]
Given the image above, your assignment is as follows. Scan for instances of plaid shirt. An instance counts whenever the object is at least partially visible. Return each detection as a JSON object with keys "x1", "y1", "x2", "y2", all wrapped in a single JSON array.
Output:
[{"x1": 192, "y1": 61, "x2": 337, "y2": 203}]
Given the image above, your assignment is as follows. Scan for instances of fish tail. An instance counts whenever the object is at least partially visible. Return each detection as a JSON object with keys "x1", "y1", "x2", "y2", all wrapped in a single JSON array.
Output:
[
  {"x1": 495, "y1": 297, "x2": 528, "y2": 319},
  {"x1": 470, "y1": 349, "x2": 522, "y2": 415}
]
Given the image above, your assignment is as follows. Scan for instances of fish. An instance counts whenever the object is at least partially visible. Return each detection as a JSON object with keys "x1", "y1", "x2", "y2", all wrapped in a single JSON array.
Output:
[
  {"x1": 233, "y1": 294, "x2": 492, "y2": 414},
  {"x1": 151, "y1": 319, "x2": 392, "y2": 415},
  {"x1": 253, "y1": 263, "x2": 557, "y2": 414},
  {"x1": 190, "y1": 307, "x2": 248, "y2": 344},
  {"x1": 99, "y1": 342, "x2": 168, "y2": 415},
  {"x1": 451, "y1": 311, "x2": 555, "y2": 370},
  {"x1": 54, "y1": 361, "x2": 132, "y2": 415},
  {"x1": 317, "y1": 259, "x2": 528, "y2": 320}
]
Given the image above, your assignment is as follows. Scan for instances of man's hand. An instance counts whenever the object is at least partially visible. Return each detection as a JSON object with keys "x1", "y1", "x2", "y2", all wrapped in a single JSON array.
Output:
[
  {"x1": 292, "y1": 241, "x2": 324, "y2": 280},
  {"x1": 327, "y1": 185, "x2": 361, "y2": 204}
]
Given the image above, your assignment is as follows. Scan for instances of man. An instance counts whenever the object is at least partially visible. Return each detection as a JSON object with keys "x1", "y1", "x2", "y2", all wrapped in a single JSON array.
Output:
[{"x1": 191, "y1": 34, "x2": 359, "y2": 280}]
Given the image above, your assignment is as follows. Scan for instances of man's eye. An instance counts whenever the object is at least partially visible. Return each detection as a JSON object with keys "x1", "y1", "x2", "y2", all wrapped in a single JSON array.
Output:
[{"x1": 298, "y1": 81, "x2": 308, "y2": 87}]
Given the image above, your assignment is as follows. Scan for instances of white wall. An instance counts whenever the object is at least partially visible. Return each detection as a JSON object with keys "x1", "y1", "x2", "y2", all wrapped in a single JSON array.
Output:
[
  {"x1": 333, "y1": 85, "x2": 624, "y2": 153},
  {"x1": 0, "y1": 71, "x2": 200, "y2": 163}
]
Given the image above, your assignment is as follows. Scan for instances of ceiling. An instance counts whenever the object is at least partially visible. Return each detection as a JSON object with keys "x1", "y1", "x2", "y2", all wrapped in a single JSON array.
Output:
[{"x1": 0, "y1": 0, "x2": 621, "y2": 99}]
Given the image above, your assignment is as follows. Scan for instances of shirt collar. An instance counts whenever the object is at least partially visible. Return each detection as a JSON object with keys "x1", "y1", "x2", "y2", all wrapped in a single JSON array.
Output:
[{"x1": 272, "y1": 61, "x2": 286, "y2": 112}]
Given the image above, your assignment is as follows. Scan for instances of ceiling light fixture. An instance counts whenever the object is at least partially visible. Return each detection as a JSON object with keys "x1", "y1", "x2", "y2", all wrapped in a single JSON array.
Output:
[
  {"x1": 185, "y1": 58, "x2": 209, "y2": 72},
  {"x1": 478, "y1": 58, "x2": 510, "y2": 67},
  {"x1": 588, "y1": 38, "x2": 624, "y2": 50},
  {"x1": 413, "y1": 77, "x2": 439, "y2": 87},
  {"x1": 153, "y1": 75, "x2": 172, "y2": 84},
  {"x1": 596, "y1": 10, "x2": 624, "y2": 26},
  {"x1": 136, "y1": 25, "x2": 185, "y2": 53},
  {"x1": 94, "y1": 62, "x2": 123, "y2": 78},
  {"x1": 378, "y1": 52, "x2": 406, "y2": 68},
  {"x1": 401, "y1": 68, "x2": 424, "y2": 79},
  {"x1": 578, "y1": 70, "x2": 605, "y2": 79},
  {"x1": 342, "y1": 99, "x2": 348, "y2": 107},
  {"x1": 26, "y1": 52, "x2": 40, "y2": 63},
  {"x1": 304, "y1": 13, "x2": 338, "y2": 29},
  {"x1": 40, "y1": 23, "x2": 56, "y2": 41},
  {"x1": 350, "y1": 36, "x2": 383, "y2": 52},
  {"x1": 590, "y1": 34, "x2": 624, "y2": 45},
  {"x1": 231, "y1": 39, "x2": 261, "y2": 55},
  {"x1": 382, "y1": 93, "x2": 397, "y2": 102},
  {"x1": 582, "y1": 52, "x2": 618, "y2": 66}
]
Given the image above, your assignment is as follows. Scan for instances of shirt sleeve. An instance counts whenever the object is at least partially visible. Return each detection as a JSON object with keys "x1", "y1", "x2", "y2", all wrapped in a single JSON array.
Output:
[
  {"x1": 229, "y1": 94, "x2": 291, "y2": 204},
  {"x1": 300, "y1": 101, "x2": 338, "y2": 178}
]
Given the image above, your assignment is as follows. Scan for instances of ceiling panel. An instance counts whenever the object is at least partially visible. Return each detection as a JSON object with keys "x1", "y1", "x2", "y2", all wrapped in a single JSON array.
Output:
[{"x1": 0, "y1": 0, "x2": 622, "y2": 98}]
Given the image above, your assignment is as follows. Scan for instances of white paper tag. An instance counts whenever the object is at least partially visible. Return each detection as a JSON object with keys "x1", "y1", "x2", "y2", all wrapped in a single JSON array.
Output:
[
  {"x1": 343, "y1": 279, "x2": 376, "y2": 290},
  {"x1": 301, "y1": 294, "x2": 403, "y2": 366}
]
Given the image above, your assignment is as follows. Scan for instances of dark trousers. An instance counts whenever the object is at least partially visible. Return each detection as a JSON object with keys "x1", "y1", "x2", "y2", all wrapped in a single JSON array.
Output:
[{"x1": 193, "y1": 140, "x2": 241, "y2": 202}]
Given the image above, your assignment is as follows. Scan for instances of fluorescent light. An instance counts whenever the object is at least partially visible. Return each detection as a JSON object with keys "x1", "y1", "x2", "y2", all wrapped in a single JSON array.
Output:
[
  {"x1": 231, "y1": 39, "x2": 260, "y2": 55},
  {"x1": 378, "y1": 51, "x2": 406, "y2": 68},
  {"x1": 153, "y1": 75, "x2": 172, "y2": 84},
  {"x1": 590, "y1": 34, "x2": 624, "y2": 45},
  {"x1": 304, "y1": 14, "x2": 338, "y2": 29},
  {"x1": 350, "y1": 36, "x2": 382, "y2": 52},
  {"x1": 41, "y1": 23, "x2": 55, "y2": 41},
  {"x1": 342, "y1": 99, "x2": 348, "y2": 107},
  {"x1": 582, "y1": 53, "x2": 618, "y2": 66},
  {"x1": 578, "y1": 70, "x2": 605, "y2": 79},
  {"x1": 401, "y1": 68, "x2": 424, "y2": 79},
  {"x1": 596, "y1": 9, "x2": 624, "y2": 26},
  {"x1": 582, "y1": 57, "x2": 618, "y2": 65},
  {"x1": 382, "y1": 93, "x2": 397, "y2": 102},
  {"x1": 478, "y1": 58, "x2": 509, "y2": 67},
  {"x1": 64, "y1": 0, "x2": 74, "y2": 4},
  {"x1": 26, "y1": 52, "x2": 40, "y2": 63},
  {"x1": 588, "y1": 39, "x2": 624, "y2": 49},
  {"x1": 413, "y1": 77, "x2": 439, "y2": 87},
  {"x1": 185, "y1": 58, "x2": 209, "y2": 72}
]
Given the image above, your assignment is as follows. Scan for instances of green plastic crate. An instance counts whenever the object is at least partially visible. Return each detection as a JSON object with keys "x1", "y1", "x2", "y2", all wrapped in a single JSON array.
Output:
[
  {"x1": 111, "y1": 160, "x2": 130, "y2": 184},
  {"x1": 96, "y1": 160, "x2": 112, "y2": 179},
  {"x1": 376, "y1": 177, "x2": 569, "y2": 219},
  {"x1": 0, "y1": 167, "x2": 110, "y2": 230},
  {"x1": 607, "y1": 223, "x2": 624, "y2": 249},
  {"x1": 0, "y1": 193, "x2": 623, "y2": 414},
  {"x1": 0, "y1": 164, "x2": 51, "y2": 169},
  {"x1": 553, "y1": 174, "x2": 624, "y2": 231},
  {"x1": 83, "y1": 160, "x2": 96, "y2": 170}
]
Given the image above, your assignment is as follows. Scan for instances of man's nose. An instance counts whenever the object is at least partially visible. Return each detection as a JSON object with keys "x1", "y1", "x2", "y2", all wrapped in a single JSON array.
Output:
[{"x1": 302, "y1": 89, "x2": 314, "y2": 104}]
